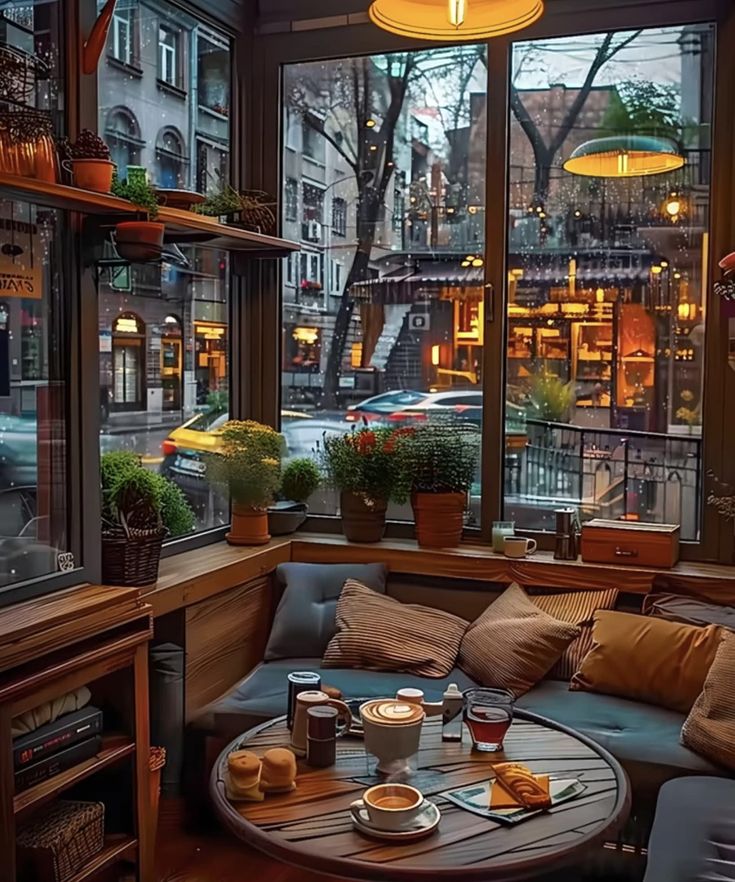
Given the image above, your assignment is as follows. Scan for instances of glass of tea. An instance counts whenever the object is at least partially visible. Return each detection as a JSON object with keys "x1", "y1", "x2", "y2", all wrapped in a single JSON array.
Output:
[{"x1": 463, "y1": 688, "x2": 514, "y2": 752}]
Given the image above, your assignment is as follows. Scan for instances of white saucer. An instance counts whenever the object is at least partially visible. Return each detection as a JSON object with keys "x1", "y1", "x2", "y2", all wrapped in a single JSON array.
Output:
[{"x1": 350, "y1": 799, "x2": 440, "y2": 841}]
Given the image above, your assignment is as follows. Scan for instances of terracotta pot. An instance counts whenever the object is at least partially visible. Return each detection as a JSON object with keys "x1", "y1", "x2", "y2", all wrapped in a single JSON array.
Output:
[
  {"x1": 340, "y1": 491, "x2": 387, "y2": 543},
  {"x1": 412, "y1": 491, "x2": 466, "y2": 548},
  {"x1": 115, "y1": 221, "x2": 165, "y2": 262},
  {"x1": 71, "y1": 158, "x2": 115, "y2": 193},
  {"x1": 227, "y1": 505, "x2": 270, "y2": 546}
]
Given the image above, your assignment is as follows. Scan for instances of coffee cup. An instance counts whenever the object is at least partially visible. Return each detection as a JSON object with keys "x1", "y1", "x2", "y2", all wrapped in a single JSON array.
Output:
[
  {"x1": 360, "y1": 699, "x2": 425, "y2": 774},
  {"x1": 395, "y1": 688, "x2": 424, "y2": 705},
  {"x1": 503, "y1": 536, "x2": 538, "y2": 559},
  {"x1": 355, "y1": 783, "x2": 424, "y2": 831},
  {"x1": 291, "y1": 690, "x2": 351, "y2": 755}
]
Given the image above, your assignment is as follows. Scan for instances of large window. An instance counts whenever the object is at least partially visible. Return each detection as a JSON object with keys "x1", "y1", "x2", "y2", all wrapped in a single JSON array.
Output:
[
  {"x1": 99, "y1": 1, "x2": 231, "y2": 192},
  {"x1": 0, "y1": 200, "x2": 70, "y2": 588},
  {"x1": 99, "y1": 251, "x2": 230, "y2": 535},
  {"x1": 281, "y1": 47, "x2": 488, "y2": 520},
  {"x1": 503, "y1": 25, "x2": 714, "y2": 541}
]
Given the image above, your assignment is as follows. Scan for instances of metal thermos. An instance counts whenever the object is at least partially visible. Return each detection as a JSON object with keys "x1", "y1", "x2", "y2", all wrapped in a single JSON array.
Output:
[{"x1": 554, "y1": 508, "x2": 579, "y2": 560}]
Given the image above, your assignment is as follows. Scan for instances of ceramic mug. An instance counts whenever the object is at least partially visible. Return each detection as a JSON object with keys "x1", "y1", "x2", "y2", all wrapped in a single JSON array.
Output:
[
  {"x1": 503, "y1": 536, "x2": 538, "y2": 559},
  {"x1": 360, "y1": 699, "x2": 425, "y2": 774},
  {"x1": 291, "y1": 690, "x2": 351, "y2": 755},
  {"x1": 352, "y1": 783, "x2": 424, "y2": 831}
]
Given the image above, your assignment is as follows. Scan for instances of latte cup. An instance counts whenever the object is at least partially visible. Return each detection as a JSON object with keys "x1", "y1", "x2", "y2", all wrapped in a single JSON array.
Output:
[
  {"x1": 355, "y1": 783, "x2": 424, "y2": 831},
  {"x1": 360, "y1": 699, "x2": 425, "y2": 774},
  {"x1": 503, "y1": 536, "x2": 538, "y2": 559}
]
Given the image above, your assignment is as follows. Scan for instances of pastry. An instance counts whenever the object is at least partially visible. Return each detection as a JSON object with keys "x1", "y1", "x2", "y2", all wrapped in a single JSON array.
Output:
[
  {"x1": 260, "y1": 747, "x2": 297, "y2": 793},
  {"x1": 322, "y1": 685, "x2": 343, "y2": 700},
  {"x1": 226, "y1": 750, "x2": 264, "y2": 802},
  {"x1": 492, "y1": 763, "x2": 552, "y2": 809},
  {"x1": 490, "y1": 773, "x2": 549, "y2": 810}
]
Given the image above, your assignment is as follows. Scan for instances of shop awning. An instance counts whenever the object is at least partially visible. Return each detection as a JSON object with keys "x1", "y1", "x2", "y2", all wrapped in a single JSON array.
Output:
[{"x1": 351, "y1": 262, "x2": 484, "y2": 304}]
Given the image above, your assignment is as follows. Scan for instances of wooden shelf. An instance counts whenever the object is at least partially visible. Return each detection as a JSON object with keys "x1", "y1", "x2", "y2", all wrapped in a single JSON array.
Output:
[
  {"x1": 66, "y1": 836, "x2": 137, "y2": 882},
  {"x1": 14, "y1": 735, "x2": 135, "y2": 818},
  {"x1": 159, "y1": 207, "x2": 299, "y2": 255},
  {"x1": 0, "y1": 174, "x2": 136, "y2": 216}
]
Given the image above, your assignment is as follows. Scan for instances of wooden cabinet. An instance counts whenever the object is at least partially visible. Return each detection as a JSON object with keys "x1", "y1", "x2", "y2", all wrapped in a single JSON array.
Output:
[{"x1": 0, "y1": 586, "x2": 153, "y2": 882}]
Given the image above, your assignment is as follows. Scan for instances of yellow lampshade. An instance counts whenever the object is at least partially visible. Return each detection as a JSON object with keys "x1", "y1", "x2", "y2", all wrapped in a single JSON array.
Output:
[
  {"x1": 368, "y1": 0, "x2": 544, "y2": 41},
  {"x1": 563, "y1": 136, "x2": 684, "y2": 178}
]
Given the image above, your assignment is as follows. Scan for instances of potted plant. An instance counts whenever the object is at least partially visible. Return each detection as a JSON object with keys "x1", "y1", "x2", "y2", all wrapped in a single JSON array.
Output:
[
  {"x1": 193, "y1": 184, "x2": 243, "y2": 222},
  {"x1": 111, "y1": 172, "x2": 165, "y2": 261},
  {"x1": 403, "y1": 423, "x2": 479, "y2": 548},
  {"x1": 526, "y1": 367, "x2": 576, "y2": 423},
  {"x1": 322, "y1": 427, "x2": 410, "y2": 542},
  {"x1": 206, "y1": 420, "x2": 283, "y2": 546},
  {"x1": 101, "y1": 451, "x2": 195, "y2": 585},
  {"x1": 58, "y1": 129, "x2": 115, "y2": 193},
  {"x1": 268, "y1": 457, "x2": 321, "y2": 536}
]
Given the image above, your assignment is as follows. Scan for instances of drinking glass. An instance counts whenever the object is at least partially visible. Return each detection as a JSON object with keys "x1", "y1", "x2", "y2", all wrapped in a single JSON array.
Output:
[
  {"x1": 463, "y1": 688, "x2": 514, "y2": 751},
  {"x1": 491, "y1": 521, "x2": 515, "y2": 553}
]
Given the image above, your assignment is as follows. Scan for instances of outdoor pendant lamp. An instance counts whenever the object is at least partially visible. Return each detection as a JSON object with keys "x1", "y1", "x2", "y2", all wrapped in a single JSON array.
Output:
[
  {"x1": 563, "y1": 136, "x2": 685, "y2": 178},
  {"x1": 368, "y1": 0, "x2": 544, "y2": 42}
]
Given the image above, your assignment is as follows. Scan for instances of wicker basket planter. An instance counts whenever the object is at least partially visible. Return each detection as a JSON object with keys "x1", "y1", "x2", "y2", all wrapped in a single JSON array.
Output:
[
  {"x1": 101, "y1": 524, "x2": 167, "y2": 586},
  {"x1": 16, "y1": 800, "x2": 105, "y2": 882}
]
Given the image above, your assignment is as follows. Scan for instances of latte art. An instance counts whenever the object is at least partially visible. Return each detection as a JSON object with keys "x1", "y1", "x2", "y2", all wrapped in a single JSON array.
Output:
[{"x1": 361, "y1": 699, "x2": 425, "y2": 725}]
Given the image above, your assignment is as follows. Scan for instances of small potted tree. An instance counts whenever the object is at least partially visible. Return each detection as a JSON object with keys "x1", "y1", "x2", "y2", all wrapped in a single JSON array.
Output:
[
  {"x1": 268, "y1": 457, "x2": 321, "y2": 536},
  {"x1": 322, "y1": 427, "x2": 410, "y2": 543},
  {"x1": 404, "y1": 422, "x2": 479, "y2": 548},
  {"x1": 101, "y1": 451, "x2": 195, "y2": 585},
  {"x1": 112, "y1": 172, "x2": 165, "y2": 261},
  {"x1": 59, "y1": 129, "x2": 115, "y2": 193},
  {"x1": 207, "y1": 420, "x2": 283, "y2": 545}
]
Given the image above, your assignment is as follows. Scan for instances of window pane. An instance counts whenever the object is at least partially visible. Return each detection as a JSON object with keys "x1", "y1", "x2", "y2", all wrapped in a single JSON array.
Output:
[
  {"x1": 98, "y1": 0, "x2": 231, "y2": 194},
  {"x1": 99, "y1": 250, "x2": 230, "y2": 535},
  {"x1": 282, "y1": 48, "x2": 487, "y2": 522},
  {"x1": 0, "y1": 200, "x2": 70, "y2": 586},
  {"x1": 504, "y1": 25, "x2": 713, "y2": 540}
]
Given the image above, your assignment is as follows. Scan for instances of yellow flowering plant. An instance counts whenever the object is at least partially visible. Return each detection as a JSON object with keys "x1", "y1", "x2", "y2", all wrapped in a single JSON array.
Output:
[{"x1": 206, "y1": 420, "x2": 283, "y2": 510}]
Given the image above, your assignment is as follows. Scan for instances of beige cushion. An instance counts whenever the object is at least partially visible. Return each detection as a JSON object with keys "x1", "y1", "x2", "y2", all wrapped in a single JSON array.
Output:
[
  {"x1": 532, "y1": 588, "x2": 619, "y2": 681},
  {"x1": 322, "y1": 579, "x2": 468, "y2": 678},
  {"x1": 571, "y1": 610, "x2": 722, "y2": 713},
  {"x1": 682, "y1": 630, "x2": 735, "y2": 771},
  {"x1": 458, "y1": 583, "x2": 580, "y2": 697}
]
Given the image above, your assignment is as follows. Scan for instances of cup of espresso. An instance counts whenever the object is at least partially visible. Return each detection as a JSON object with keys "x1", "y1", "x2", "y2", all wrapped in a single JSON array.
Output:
[
  {"x1": 503, "y1": 536, "x2": 538, "y2": 559},
  {"x1": 360, "y1": 699, "x2": 425, "y2": 775},
  {"x1": 357, "y1": 783, "x2": 424, "y2": 831}
]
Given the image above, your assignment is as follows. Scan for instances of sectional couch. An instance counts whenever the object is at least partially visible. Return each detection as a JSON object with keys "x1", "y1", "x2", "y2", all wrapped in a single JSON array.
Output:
[{"x1": 190, "y1": 562, "x2": 732, "y2": 824}]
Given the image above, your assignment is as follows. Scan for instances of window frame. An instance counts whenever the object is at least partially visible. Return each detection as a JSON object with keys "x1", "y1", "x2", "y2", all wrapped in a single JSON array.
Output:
[
  {"x1": 111, "y1": 9, "x2": 136, "y2": 67},
  {"x1": 251, "y1": 0, "x2": 735, "y2": 563},
  {"x1": 158, "y1": 24, "x2": 179, "y2": 87}
]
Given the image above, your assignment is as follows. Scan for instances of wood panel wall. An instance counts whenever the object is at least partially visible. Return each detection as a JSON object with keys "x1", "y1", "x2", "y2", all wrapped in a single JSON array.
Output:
[{"x1": 184, "y1": 576, "x2": 271, "y2": 721}]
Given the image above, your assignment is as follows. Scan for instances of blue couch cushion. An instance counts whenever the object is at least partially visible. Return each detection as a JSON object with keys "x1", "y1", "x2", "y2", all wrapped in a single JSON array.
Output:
[
  {"x1": 191, "y1": 658, "x2": 476, "y2": 739},
  {"x1": 264, "y1": 563, "x2": 387, "y2": 661},
  {"x1": 644, "y1": 777, "x2": 735, "y2": 882}
]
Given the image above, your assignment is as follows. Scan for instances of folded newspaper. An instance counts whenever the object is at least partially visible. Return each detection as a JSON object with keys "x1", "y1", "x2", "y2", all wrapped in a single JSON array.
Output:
[{"x1": 442, "y1": 777, "x2": 586, "y2": 825}]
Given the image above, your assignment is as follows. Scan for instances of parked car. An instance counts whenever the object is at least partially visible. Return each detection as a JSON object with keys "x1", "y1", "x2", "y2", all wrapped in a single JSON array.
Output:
[{"x1": 345, "y1": 390, "x2": 428, "y2": 423}]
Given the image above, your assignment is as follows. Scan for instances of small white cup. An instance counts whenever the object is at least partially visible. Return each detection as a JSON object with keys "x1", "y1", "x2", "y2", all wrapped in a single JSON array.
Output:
[
  {"x1": 503, "y1": 536, "x2": 538, "y2": 559},
  {"x1": 396, "y1": 688, "x2": 425, "y2": 705},
  {"x1": 357, "y1": 783, "x2": 424, "y2": 831}
]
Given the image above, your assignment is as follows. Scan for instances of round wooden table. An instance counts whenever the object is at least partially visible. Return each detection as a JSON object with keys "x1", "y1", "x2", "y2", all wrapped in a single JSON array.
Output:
[{"x1": 210, "y1": 710, "x2": 630, "y2": 881}]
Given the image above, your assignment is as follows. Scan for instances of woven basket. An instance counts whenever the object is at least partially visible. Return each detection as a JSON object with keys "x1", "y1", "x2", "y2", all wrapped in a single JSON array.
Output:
[
  {"x1": 101, "y1": 523, "x2": 166, "y2": 586},
  {"x1": 17, "y1": 800, "x2": 104, "y2": 882}
]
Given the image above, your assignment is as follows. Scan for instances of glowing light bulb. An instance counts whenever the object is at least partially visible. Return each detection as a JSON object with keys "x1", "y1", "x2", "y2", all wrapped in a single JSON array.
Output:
[
  {"x1": 666, "y1": 198, "x2": 681, "y2": 217},
  {"x1": 448, "y1": 0, "x2": 465, "y2": 27}
]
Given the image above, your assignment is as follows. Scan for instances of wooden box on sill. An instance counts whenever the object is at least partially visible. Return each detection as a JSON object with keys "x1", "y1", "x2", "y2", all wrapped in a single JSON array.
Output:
[{"x1": 580, "y1": 519, "x2": 680, "y2": 568}]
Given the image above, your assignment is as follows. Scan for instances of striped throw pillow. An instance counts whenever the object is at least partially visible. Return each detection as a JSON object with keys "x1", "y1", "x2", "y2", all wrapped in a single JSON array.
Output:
[
  {"x1": 322, "y1": 579, "x2": 469, "y2": 678},
  {"x1": 682, "y1": 630, "x2": 735, "y2": 771},
  {"x1": 458, "y1": 583, "x2": 580, "y2": 697},
  {"x1": 532, "y1": 589, "x2": 619, "y2": 681}
]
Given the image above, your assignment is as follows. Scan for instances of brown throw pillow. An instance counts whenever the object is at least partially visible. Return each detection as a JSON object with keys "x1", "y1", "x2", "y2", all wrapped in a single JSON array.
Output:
[
  {"x1": 532, "y1": 588, "x2": 619, "y2": 681},
  {"x1": 322, "y1": 579, "x2": 468, "y2": 678},
  {"x1": 643, "y1": 593, "x2": 735, "y2": 632},
  {"x1": 682, "y1": 631, "x2": 735, "y2": 771},
  {"x1": 571, "y1": 610, "x2": 722, "y2": 713},
  {"x1": 458, "y1": 583, "x2": 580, "y2": 697}
]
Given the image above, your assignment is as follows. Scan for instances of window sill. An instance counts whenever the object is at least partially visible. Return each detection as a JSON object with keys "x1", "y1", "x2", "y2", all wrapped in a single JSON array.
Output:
[
  {"x1": 157, "y1": 78, "x2": 187, "y2": 100},
  {"x1": 106, "y1": 56, "x2": 144, "y2": 78}
]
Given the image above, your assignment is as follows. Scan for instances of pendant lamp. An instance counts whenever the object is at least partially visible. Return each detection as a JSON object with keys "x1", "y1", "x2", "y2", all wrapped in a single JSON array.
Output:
[
  {"x1": 368, "y1": 0, "x2": 544, "y2": 42},
  {"x1": 563, "y1": 136, "x2": 684, "y2": 178}
]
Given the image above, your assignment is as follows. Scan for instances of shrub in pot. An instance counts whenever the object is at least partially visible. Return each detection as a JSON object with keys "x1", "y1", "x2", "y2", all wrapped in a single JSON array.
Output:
[
  {"x1": 403, "y1": 422, "x2": 479, "y2": 548},
  {"x1": 322, "y1": 427, "x2": 410, "y2": 543},
  {"x1": 101, "y1": 451, "x2": 195, "y2": 585},
  {"x1": 111, "y1": 172, "x2": 165, "y2": 261},
  {"x1": 268, "y1": 457, "x2": 321, "y2": 536},
  {"x1": 206, "y1": 420, "x2": 283, "y2": 546},
  {"x1": 59, "y1": 129, "x2": 115, "y2": 193}
]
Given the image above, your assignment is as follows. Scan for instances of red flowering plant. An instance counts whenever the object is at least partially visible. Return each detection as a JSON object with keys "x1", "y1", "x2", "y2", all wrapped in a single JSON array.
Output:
[{"x1": 322, "y1": 427, "x2": 413, "y2": 506}]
